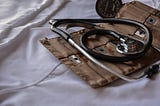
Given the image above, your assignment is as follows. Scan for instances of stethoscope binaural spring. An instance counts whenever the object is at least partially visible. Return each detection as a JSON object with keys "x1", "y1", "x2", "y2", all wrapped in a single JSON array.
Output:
[{"x1": 49, "y1": 18, "x2": 160, "y2": 82}]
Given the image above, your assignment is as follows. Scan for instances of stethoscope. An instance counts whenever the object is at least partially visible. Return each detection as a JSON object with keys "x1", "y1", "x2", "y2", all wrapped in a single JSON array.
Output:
[{"x1": 49, "y1": 18, "x2": 160, "y2": 82}]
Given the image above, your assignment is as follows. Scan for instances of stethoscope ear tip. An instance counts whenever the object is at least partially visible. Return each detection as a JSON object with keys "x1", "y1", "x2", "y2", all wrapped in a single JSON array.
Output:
[
  {"x1": 49, "y1": 19, "x2": 56, "y2": 26},
  {"x1": 145, "y1": 64, "x2": 160, "y2": 78}
]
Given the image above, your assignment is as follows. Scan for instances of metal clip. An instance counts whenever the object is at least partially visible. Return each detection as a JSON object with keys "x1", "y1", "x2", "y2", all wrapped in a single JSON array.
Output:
[
  {"x1": 94, "y1": 46, "x2": 107, "y2": 54},
  {"x1": 147, "y1": 16, "x2": 157, "y2": 25},
  {"x1": 135, "y1": 29, "x2": 145, "y2": 38},
  {"x1": 69, "y1": 55, "x2": 81, "y2": 64}
]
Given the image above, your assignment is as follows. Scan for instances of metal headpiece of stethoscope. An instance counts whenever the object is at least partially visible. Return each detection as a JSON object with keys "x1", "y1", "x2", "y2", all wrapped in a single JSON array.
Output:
[{"x1": 49, "y1": 18, "x2": 160, "y2": 82}]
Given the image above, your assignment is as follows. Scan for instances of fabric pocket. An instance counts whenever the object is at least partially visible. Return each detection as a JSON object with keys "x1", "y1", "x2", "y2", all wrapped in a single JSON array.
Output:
[
  {"x1": 41, "y1": 1, "x2": 160, "y2": 88},
  {"x1": 41, "y1": 31, "x2": 160, "y2": 88}
]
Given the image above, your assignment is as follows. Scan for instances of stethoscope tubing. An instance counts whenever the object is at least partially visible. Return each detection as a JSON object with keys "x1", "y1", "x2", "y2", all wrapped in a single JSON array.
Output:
[{"x1": 49, "y1": 18, "x2": 159, "y2": 82}]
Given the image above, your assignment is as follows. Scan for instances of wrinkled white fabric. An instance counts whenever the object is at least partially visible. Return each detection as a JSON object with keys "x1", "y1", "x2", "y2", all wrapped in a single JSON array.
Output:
[{"x1": 0, "y1": 0, "x2": 160, "y2": 106}]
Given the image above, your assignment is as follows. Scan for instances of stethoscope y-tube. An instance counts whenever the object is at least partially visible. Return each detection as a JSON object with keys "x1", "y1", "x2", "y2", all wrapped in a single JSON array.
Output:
[{"x1": 49, "y1": 18, "x2": 160, "y2": 82}]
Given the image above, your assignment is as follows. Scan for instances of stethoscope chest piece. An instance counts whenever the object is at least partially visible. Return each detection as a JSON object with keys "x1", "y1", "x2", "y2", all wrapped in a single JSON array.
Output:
[{"x1": 116, "y1": 37, "x2": 145, "y2": 55}]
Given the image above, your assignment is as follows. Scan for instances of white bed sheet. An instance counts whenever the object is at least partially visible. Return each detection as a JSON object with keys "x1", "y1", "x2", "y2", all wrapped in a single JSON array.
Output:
[{"x1": 0, "y1": 0, "x2": 160, "y2": 106}]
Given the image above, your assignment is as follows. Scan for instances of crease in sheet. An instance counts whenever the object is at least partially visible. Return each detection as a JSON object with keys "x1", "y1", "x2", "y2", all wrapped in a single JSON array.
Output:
[
  {"x1": 0, "y1": 0, "x2": 68, "y2": 95},
  {"x1": 0, "y1": 0, "x2": 68, "y2": 49},
  {"x1": 0, "y1": 62, "x2": 62, "y2": 95}
]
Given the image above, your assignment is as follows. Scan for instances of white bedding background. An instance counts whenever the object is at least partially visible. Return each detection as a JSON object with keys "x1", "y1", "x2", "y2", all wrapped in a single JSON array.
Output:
[{"x1": 0, "y1": 0, "x2": 160, "y2": 106}]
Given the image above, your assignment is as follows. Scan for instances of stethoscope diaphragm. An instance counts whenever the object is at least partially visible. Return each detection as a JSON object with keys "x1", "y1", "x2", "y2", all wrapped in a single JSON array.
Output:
[{"x1": 95, "y1": 0, "x2": 123, "y2": 18}]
